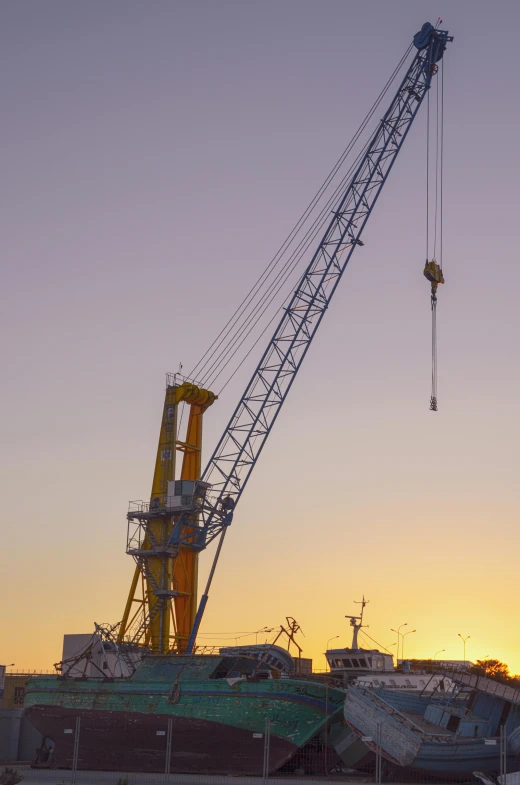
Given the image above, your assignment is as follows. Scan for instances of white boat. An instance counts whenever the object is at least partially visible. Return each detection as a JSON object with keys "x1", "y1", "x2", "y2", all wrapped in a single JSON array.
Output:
[{"x1": 325, "y1": 596, "x2": 455, "y2": 694}]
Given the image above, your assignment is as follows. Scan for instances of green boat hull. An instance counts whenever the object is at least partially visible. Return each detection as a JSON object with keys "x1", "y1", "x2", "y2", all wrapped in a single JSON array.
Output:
[{"x1": 25, "y1": 655, "x2": 345, "y2": 774}]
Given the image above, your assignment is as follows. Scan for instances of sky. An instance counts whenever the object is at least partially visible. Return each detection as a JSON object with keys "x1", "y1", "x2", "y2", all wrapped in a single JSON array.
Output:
[{"x1": 1, "y1": 0, "x2": 519, "y2": 676}]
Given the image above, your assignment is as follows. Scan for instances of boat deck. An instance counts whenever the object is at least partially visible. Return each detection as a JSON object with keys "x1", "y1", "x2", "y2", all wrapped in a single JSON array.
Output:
[{"x1": 400, "y1": 711, "x2": 454, "y2": 739}]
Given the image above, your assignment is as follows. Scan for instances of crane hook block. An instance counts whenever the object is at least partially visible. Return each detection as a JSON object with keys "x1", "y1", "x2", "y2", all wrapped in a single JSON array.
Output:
[{"x1": 423, "y1": 260, "x2": 444, "y2": 287}]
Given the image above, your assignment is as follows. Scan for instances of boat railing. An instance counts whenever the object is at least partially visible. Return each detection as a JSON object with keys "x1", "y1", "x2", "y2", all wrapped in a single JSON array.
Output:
[
  {"x1": 427, "y1": 697, "x2": 476, "y2": 720},
  {"x1": 282, "y1": 672, "x2": 346, "y2": 689},
  {"x1": 192, "y1": 645, "x2": 221, "y2": 655},
  {"x1": 437, "y1": 666, "x2": 520, "y2": 706}
]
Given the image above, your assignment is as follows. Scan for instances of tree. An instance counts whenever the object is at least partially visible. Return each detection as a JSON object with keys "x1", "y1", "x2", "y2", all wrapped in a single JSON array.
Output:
[
  {"x1": 475, "y1": 659, "x2": 510, "y2": 680},
  {"x1": 472, "y1": 659, "x2": 520, "y2": 688}
]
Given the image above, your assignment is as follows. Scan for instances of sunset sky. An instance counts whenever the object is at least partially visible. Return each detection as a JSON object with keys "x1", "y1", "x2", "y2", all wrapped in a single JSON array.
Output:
[{"x1": 1, "y1": 1, "x2": 519, "y2": 676}]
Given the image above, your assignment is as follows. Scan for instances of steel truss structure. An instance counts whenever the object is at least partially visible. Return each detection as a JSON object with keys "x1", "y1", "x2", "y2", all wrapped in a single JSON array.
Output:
[{"x1": 163, "y1": 25, "x2": 452, "y2": 651}]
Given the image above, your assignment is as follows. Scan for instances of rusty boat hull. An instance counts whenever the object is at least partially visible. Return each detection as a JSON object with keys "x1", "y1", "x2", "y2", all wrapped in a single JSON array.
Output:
[
  {"x1": 25, "y1": 654, "x2": 346, "y2": 775},
  {"x1": 25, "y1": 704, "x2": 298, "y2": 774}
]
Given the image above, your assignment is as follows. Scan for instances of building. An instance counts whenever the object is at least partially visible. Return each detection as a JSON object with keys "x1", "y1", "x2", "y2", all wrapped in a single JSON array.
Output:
[{"x1": 0, "y1": 671, "x2": 44, "y2": 762}]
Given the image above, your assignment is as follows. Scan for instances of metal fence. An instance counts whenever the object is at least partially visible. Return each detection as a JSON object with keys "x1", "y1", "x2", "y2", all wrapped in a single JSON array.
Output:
[{"x1": 1, "y1": 720, "x2": 514, "y2": 785}]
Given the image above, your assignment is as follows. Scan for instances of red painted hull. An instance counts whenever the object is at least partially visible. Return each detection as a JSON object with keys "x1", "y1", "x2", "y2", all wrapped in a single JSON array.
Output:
[{"x1": 27, "y1": 705, "x2": 297, "y2": 775}]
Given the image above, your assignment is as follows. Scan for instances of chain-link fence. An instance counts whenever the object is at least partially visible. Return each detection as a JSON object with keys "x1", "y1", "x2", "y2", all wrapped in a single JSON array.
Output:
[{"x1": 2, "y1": 719, "x2": 516, "y2": 785}]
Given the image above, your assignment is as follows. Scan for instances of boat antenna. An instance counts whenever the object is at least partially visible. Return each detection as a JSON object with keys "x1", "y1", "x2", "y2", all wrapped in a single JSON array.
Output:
[{"x1": 345, "y1": 595, "x2": 369, "y2": 649}]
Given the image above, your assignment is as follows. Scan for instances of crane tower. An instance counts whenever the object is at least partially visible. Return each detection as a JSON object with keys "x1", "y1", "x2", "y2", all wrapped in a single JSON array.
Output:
[{"x1": 117, "y1": 378, "x2": 215, "y2": 653}]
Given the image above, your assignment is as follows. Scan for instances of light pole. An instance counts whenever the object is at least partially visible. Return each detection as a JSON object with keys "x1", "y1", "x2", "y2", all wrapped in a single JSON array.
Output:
[
  {"x1": 401, "y1": 630, "x2": 416, "y2": 661},
  {"x1": 434, "y1": 649, "x2": 445, "y2": 660},
  {"x1": 458, "y1": 633, "x2": 470, "y2": 667},
  {"x1": 325, "y1": 636, "x2": 340, "y2": 671},
  {"x1": 390, "y1": 623, "x2": 407, "y2": 664}
]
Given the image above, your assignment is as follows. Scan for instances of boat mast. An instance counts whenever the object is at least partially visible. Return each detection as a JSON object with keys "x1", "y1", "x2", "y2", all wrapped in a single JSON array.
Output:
[{"x1": 346, "y1": 596, "x2": 369, "y2": 649}]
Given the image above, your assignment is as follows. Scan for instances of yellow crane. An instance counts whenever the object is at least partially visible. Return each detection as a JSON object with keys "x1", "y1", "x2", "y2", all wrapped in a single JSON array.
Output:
[{"x1": 117, "y1": 377, "x2": 215, "y2": 653}]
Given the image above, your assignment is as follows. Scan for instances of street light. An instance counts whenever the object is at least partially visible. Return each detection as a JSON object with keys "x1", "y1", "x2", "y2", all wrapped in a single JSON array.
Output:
[
  {"x1": 325, "y1": 636, "x2": 340, "y2": 671},
  {"x1": 434, "y1": 649, "x2": 445, "y2": 660},
  {"x1": 390, "y1": 623, "x2": 407, "y2": 663},
  {"x1": 458, "y1": 633, "x2": 470, "y2": 667},
  {"x1": 401, "y1": 629, "x2": 416, "y2": 661}
]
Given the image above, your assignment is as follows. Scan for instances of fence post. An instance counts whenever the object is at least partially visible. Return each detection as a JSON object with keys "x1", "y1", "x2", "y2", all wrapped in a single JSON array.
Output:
[
  {"x1": 71, "y1": 716, "x2": 81, "y2": 785},
  {"x1": 263, "y1": 717, "x2": 271, "y2": 781},
  {"x1": 164, "y1": 717, "x2": 173, "y2": 785},
  {"x1": 375, "y1": 722, "x2": 382, "y2": 785},
  {"x1": 500, "y1": 724, "x2": 507, "y2": 783},
  {"x1": 324, "y1": 680, "x2": 329, "y2": 774}
]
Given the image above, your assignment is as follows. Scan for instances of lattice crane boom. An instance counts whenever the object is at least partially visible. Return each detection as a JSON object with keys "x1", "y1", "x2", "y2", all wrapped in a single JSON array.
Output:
[
  {"x1": 183, "y1": 22, "x2": 453, "y2": 652},
  {"x1": 131, "y1": 23, "x2": 451, "y2": 654}
]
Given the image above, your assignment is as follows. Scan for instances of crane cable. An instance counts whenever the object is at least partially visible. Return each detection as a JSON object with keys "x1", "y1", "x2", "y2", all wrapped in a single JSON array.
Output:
[
  {"x1": 199, "y1": 46, "x2": 414, "y2": 391},
  {"x1": 175, "y1": 42, "x2": 415, "y2": 435},
  {"x1": 185, "y1": 43, "x2": 414, "y2": 392},
  {"x1": 425, "y1": 53, "x2": 444, "y2": 412},
  {"x1": 204, "y1": 136, "x2": 375, "y2": 391}
]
